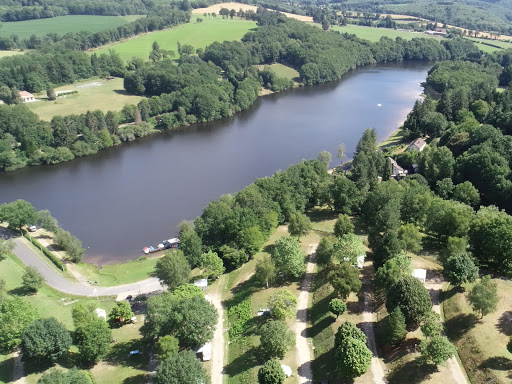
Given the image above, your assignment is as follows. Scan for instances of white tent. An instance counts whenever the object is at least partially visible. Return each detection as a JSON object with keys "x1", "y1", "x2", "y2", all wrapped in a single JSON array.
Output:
[
  {"x1": 196, "y1": 342, "x2": 211, "y2": 361},
  {"x1": 194, "y1": 279, "x2": 208, "y2": 290},
  {"x1": 95, "y1": 308, "x2": 107, "y2": 320},
  {"x1": 281, "y1": 365, "x2": 292, "y2": 377},
  {"x1": 412, "y1": 268, "x2": 426, "y2": 284},
  {"x1": 357, "y1": 255, "x2": 365, "y2": 269}
]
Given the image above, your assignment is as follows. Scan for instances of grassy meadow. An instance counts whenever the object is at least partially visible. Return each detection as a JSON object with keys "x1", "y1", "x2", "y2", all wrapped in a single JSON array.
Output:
[
  {"x1": 27, "y1": 77, "x2": 144, "y2": 120},
  {"x1": 92, "y1": 15, "x2": 257, "y2": 62},
  {"x1": 263, "y1": 63, "x2": 300, "y2": 81},
  {"x1": 332, "y1": 24, "x2": 443, "y2": 42},
  {"x1": 0, "y1": 15, "x2": 141, "y2": 39}
]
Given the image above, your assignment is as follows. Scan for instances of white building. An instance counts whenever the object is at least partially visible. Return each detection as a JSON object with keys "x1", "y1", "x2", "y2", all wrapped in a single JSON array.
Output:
[
  {"x1": 19, "y1": 91, "x2": 36, "y2": 103},
  {"x1": 407, "y1": 138, "x2": 427, "y2": 152},
  {"x1": 412, "y1": 268, "x2": 427, "y2": 284}
]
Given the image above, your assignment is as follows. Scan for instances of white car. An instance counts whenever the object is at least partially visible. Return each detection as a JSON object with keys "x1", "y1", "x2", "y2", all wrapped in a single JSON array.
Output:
[{"x1": 28, "y1": 225, "x2": 37, "y2": 232}]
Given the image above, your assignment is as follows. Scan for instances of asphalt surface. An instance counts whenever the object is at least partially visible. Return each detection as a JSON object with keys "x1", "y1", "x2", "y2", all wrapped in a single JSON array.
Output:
[{"x1": 3, "y1": 228, "x2": 162, "y2": 298}]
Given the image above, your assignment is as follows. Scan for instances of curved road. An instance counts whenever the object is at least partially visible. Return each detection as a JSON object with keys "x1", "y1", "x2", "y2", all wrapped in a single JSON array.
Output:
[{"x1": 5, "y1": 230, "x2": 162, "y2": 298}]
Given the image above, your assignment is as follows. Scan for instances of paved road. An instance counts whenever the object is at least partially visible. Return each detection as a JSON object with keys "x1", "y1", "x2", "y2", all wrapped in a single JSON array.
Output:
[{"x1": 5, "y1": 229, "x2": 162, "y2": 298}]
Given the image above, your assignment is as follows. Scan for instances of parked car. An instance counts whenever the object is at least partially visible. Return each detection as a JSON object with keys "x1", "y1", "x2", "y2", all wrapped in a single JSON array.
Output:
[{"x1": 28, "y1": 225, "x2": 37, "y2": 232}]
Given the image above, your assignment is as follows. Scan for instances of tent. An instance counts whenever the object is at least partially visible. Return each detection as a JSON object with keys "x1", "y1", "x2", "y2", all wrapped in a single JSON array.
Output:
[
  {"x1": 95, "y1": 308, "x2": 107, "y2": 320},
  {"x1": 194, "y1": 279, "x2": 208, "y2": 290},
  {"x1": 281, "y1": 365, "x2": 292, "y2": 377},
  {"x1": 412, "y1": 269, "x2": 426, "y2": 284}
]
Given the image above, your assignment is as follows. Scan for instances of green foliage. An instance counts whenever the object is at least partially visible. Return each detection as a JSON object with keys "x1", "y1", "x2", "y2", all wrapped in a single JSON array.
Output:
[
  {"x1": 316, "y1": 236, "x2": 335, "y2": 265},
  {"x1": 334, "y1": 336, "x2": 372, "y2": 378},
  {"x1": 0, "y1": 238, "x2": 14, "y2": 261},
  {"x1": 351, "y1": 129, "x2": 386, "y2": 193},
  {"x1": 0, "y1": 199, "x2": 37, "y2": 230},
  {"x1": 259, "y1": 320, "x2": 295, "y2": 359},
  {"x1": 172, "y1": 284, "x2": 204, "y2": 300},
  {"x1": 333, "y1": 214, "x2": 354, "y2": 238},
  {"x1": 317, "y1": 150, "x2": 332, "y2": 169},
  {"x1": 108, "y1": 301, "x2": 134, "y2": 324},
  {"x1": 271, "y1": 236, "x2": 306, "y2": 279},
  {"x1": 21, "y1": 317, "x2": 71, "y2": 362},
  {"x1": 332, "y1": 233, "x2": 365, "y2": 265},
  {"x1": 334, "y1": 321, "x2": 367, "y2": 346},
  {"x1": 440, "y1": 236, "x2": 468, "y2": 264},
  {"x1": 288, "y1": 212, "x2": 312, "y2": 239},
  {"x1": 386, "y1": 276, "x2": 432, "y2": 327},
  {"x1": 155, "y1": 350, "x2": 211, "y2": 384},
  {"x1": 453, "y1": 181, "x2": 480, "y2": 207},
  {"x1": 74, "y1": 317, "x2": 112, "y2": 365},
  {"x1": 177, "y1": 221, "x2": 203, "y2": 268},
  {"x1": 328, "y1": 262, "x2": 362, "y2": 299},
  {"x1": 268, "y1": 289, "x2": 297, "y2": 321},
  {"x1": 397, "y1": 224, "x2": 423, "y2": 254},
  {"x1": 420, "y1": 335, "x2": 457, "y2": 366},
  {"x1": 420, "y1": 311, "x2": 443, "y2": 339},
  {"x1": 254, "y1": 256, "x2": 276, "y2": 289},
  {"x1": 329, "y1": 298, "x2": 347, "y2": 318},
  {"x1": 228, "y1": 297, "x2": 252, "y2": 339},
  {"x1": 144, "y1": 294, "x2": 218, "y2": 348},
  {"x1": 426, "y1": 197, "x2": 474, "y2": 240},
  {"x1": 22, "y1": 266, "x2": 44, "y2": 293},
  {"x1": 71, "y1": 303, "x2": 97, "y2": 326},
  {"x1": 53, "y1": 228, "x2": 85, "y2": 262},
  {"x1": 156, "y1": 335, "x2": 179, "y2": 361},
  {"x1": 154, "y1": 249, "x2": 191, "y2": 290},
  {"x1": 376, "y1": 252, "x2": 413, "y2": 292},
  {"x1": 385, "y1": 307, "x2": 407, "y2": 346},
  {"x1": 330, "y1": 175, "x2": 361, "y2": 214},
  {"x1": 258, "y1": 359, "x2": 285, "y2": 384},
  {"x1": 37, "y1": 368, "x2": 92, "y2": 384},
  {"x1": 443, "y1": 253, "x2": 479, "y2": 287},
  {"x1": 418, "y1": 147, "x2": 455, "y2": 186},
  {"x1": 362, "y1": 181, "x2": 404, "y2": 232},
  {"x1": 238, "y1": 226, "x2": 265, "y2": 256},
  {"x1": 36, "y1": 209, "x2": 58, "y2": 233},
  {"x1": 220, "y1": 245, "x2": 248, "y2": 270},
  {"x1": 0, "y1": 296, "x2": 39, "y2": 351},
  {"x1": 468, "y1": 275, "x2": 499, "y2": 318},
  {"x1": 200, "y1": 250, "x2": 225, "y2": 280}
]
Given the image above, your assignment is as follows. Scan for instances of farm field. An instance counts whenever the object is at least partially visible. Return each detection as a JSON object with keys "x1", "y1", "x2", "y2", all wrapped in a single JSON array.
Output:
[
  {"x1": 93, "y1": 16, "x2": 257, "y2": 62},
  {"x1": 0, "y1": 15, "x2": 141, "y2": 39},
  {"x1": 0, "y1": 50, "x2": 24, "y2": 58},
  {"x1": 332, "y1": 24, "x2": 443, "y2": 42},
  {"x1": 264, "y1": 63, "x2": 300, "y2": 81},
  {"x1": 27, "y1": 77, "x2": 144, "y2": 120}
]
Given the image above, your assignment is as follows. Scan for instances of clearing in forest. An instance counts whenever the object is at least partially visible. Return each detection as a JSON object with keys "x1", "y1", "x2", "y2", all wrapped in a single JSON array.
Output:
[
  {"x1": 92, "y1": 16, "x2": 257, "y2": 62},
  {"x1": 331, "y1": 24, "x2": 443, "y2": 43},
  {"x1": 0, "y1": 15, "x2": 141, "y2": 39}
]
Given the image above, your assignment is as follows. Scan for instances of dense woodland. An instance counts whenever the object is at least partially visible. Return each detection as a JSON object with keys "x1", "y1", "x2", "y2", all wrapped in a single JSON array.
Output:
[{"x1": 0, "y1": 9, "x2": 484, "y2": 172}]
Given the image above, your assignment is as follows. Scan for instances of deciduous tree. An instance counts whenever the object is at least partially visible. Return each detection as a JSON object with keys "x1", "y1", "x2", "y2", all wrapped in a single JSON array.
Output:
[
  {"x1": 156, "y1": 335, "x2": 179, "y2": 361},
  {"x1": 468, "y1": 275, "x2": 498, "y2": 318},
  {"x1": 74, "y1": 317, "x2": 112, "y2": 365},
  {"x1": 375, "y1": 252, "x2": 412, "y2": 291},
  {"x1": 108, "y1": 301, "x2": 134, "y2": 324},
  {"x1": 258, "y1": 359, "x2": 285, "y2": 384},
  {"x1": 328, "y1": 263, "x2": 361, "y2": 299},
  {"x1": 443, "y1": 253, "x2": 479, "y2": 288},
  {"x1": 200, "y1": 251, "x2": 225, "y2": 280},
  {"x1": 420, "y1": 335, "x2": 456, "y2": 366},
  {"x1": 268, "y1": 290, "x2": 297, "y2": 321},
  {"x1": 334, "y1": 336, "x2": 372, "y2": 378},
  {"x1": 255, "y1": 256, "x2": 276, "y2": 288},
  {"x1": 288, "y1": 212, "x2": 311, "y2": 239},
  {"x1": 420, "y1": 311, "x2": 443, "y2": 338},
  {"x1": 259, "y1": 321, "x2": 295, "y2": 359},
  {"x1": 36, "y1": 210, "x2": 58, "y2": 233},
  {"x1": 386, "y1": 276, "x2": 432, "y2": 328},
  {"x1": 329, "y1": 298, "x2": 347, "y2": 318},
  {"x1": 22, "y1": 266, "x2": 44, "y2": 293},
  {"x1": 334, "y1": 214, "x2": 354, "y2": 238},
  {"x1": 0, "y1": 199, "x2": 37, "y2": 231},
  {"x1": 154, "y1": 249, "x2": 191, "y2": 290},
  {"x1": 155, "y1": 350, "x2": 211, "y2": 384},
  {"x1": 397, "y1": 224, "x2": 423, "y2": 254},
  {"x1": 21, "y1": 318, "x2": 71, "y2": 362},
  {"x1": 0, "y1": 238, "x2": 14, "y2": 261},
  {"x1": 271, "y1": 236, "x2": 306, "y2": 279},
  {"x1": 38, "y1": 368, "x2": 92, "y2": 384},
  {"x1": 0, "y1": 297, "x2": 39, "y2": 351}
]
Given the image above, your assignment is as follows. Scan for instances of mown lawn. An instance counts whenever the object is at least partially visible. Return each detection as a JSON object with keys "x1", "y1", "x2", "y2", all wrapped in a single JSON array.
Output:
[
  {"x1": 0, "y1": 15, "x2": 141, "y2": 39},
  {"x1": 92, "y1": 15, "x2": 257, "y2": 62},
  {"x1": 331, "y1": 25, "x2": 443, "y2": 43},
  {"x1": 26, "y1": 77, "x2": 144, "y2": 120},
  {"x1": 262, "y1": 63, "x2": 300, "y2": 81}
]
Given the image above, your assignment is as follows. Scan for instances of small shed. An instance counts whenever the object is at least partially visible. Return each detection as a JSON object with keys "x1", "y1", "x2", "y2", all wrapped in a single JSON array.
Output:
[
  {"x1": 196, "y1": 342, "x2": 211, "y2": 361},
  {"x1": 194, "y1": 278, "x2": 208, "y2": 290},
  {"x1": 281, "y1": 365, "x2": 292, "y2": 378},
  {"x1": 95, "y1": 308, "x2": 107, "y2": 320},
  {"x1": 412, "y1": 269, "x2": 426, "y2": 284}
]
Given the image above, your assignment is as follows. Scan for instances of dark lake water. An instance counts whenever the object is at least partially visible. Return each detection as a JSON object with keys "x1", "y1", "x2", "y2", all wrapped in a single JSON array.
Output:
[{"x1": 0, "y1": 62, "x2": 431, "y2": 264}]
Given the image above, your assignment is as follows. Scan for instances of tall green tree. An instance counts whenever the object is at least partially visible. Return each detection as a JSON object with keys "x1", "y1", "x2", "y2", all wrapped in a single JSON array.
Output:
[
  {"x1": 443, "y1": 253, "x2": 479, "y2": 288},
  {"x1": 329, "y1": 298, "x2": 347, "y2": 318},
  {"x1": 155, "y1": 350, "x2": 211, "y2": 384},
  {"x1": 156, "y1": 335, "x2": 179, "y2": 361},
  {"x1": 154, "y1": 250, "x2": 191, "y2": 290},
  {"x1": 288, "y1": 212, "x2": 311, "y2": 239},
  {"x1": 386, "y1": 276, "x2": 432, "y2": 327},
  {"x1": 108, "y1": 301, "x2": 134, "y2": 324},
  {"x1": 375, "y1": 252, "x2": 412, "y2": 292},
  {"x1": 259, "y1": 321, "x2": 295, "y2": 359},
  {"x1": 316, "y1": 236, "x2": 335, "y2": 265},
  {"x1": 328, "y1": 263, "x2": 362, "y2": 299},
  {"x1": 420, "y1": 311, "x2": 443, "y2": 338},
  {"x1": 178, "y1": 221, "x2": 203, "y2": 267},
  {"x1": 0, "y1": 297, "x2": 39, "y2": 351},
  {"x1": 0, "y1": 199, "x2": 37, "y2": 231},
  {"x1": 268, "y1": 290, "x2": 297, "y2": 321},
  {"x1": 468, "y1": 275, "x2": 499, "y2": 318},
  {"x1": 333, "y1": 233, "x2": 366, "y2": 266},
  {"x1": 335, "y1": 336, "x2": 372, "y2": 378},
  {"x1": 74, "y1": 317, "x2": 112, "y2": 365},
  {"x1": 271, "y1": 236, "x2": 306, "y2": 279},
  {"x1": 199, "y1": 251, "x2": 225, "y2": 280},
  {"x1": 38, "y1": 368, "x2": 92, "y2": 384},
  {"x1": 420, "y1": 335, "x2": 456, "y2": 366},
  {"x1": 258, "y1": 359, "x2": 285, "y2": 384},
  {"x1": 21, "y1": 318, "x2": 71, "y2": 362},
  {"x1": 255, "y1": 256, "x2": 276, "y2": 288},
  {"x1": 22, "y1": 266, "x2": 44, "y2": 293},
  {"x1": 385, "y1": 307, "x2": 407, "y2": 346},
  {"x1": 36, "y1": 210, "x2": 58, "y2": 233},
  {"x1": 0, "y1": 238, "x2": 14, "y2": 261},
  {"x1": 318, "y1": 150, "x2": 332, "y2": 169},
  {"x1": 397, "y1": 224, "x2": 423, "y2": 254},
  {"x1": 333, "y1": 214, "x2": 354, "y2": 238}
]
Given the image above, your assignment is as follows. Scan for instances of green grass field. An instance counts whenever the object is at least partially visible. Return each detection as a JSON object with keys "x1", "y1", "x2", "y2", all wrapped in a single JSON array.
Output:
[
  {"x1": 468, "y1": 37, "x2": 512, "y2": 53},
  {"x1": 27, "y1": 77, "x2": 144, "y2": 120},
  {"x1": 0, "y1": 15, "x2": 141, "y2": 39},
  {"x1": 263, "y1": 63, "x2": 300, "y2": 81},
  {"x1": 93, "y1": 16, "x2": 257, "y2": 62},
  {"x1": 0, "y1": 50, "x2": 24, "y2": 58},
  {"x1": 332, "y1": 25, "x2": 443, "y2": 43}
]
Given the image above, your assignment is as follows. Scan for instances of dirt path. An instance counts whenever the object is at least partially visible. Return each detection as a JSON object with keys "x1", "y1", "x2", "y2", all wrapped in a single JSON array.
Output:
[
  {"x1": 12, "y1": 351, "x2": 27, "y2": 384},
  {"x1": 209, "y1": 278, "x2": 226, "y2": 384},
  {"x1": 425, "y1": 279, "x2": 469, "y2": 384},
  {"x1": 295, "y1": 243, "x2": 318, "y2": 384},
  {"x1": 360, "y1": 265, "x2": 386, "y2": 384}
]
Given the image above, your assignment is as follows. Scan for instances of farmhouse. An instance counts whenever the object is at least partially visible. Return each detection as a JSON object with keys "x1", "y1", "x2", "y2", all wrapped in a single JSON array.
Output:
[
  {"x1": 406, "y1": 138, "x2": 427, "y2": 152},
  {"x1": 388, "y1": 157, "x2": 408, "y2": 178},
  {"x1": 19, "y1": 91, "x2": 36, "y2": 103}
]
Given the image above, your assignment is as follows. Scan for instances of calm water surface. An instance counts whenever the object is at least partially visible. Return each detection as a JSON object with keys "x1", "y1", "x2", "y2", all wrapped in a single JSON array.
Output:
[{"x1": 0, "y1": 62, "x2": 431, "y2": 264}]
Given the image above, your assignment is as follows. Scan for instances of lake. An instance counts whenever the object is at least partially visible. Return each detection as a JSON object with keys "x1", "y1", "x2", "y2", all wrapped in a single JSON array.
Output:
[{"x1": 0, "y1": 62, "x2": 431, "y2": 264}]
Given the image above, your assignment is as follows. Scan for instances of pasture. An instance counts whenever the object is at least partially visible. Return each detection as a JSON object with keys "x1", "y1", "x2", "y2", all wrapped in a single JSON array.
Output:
[
  {"x1": 27, "y1": 77, "x2": 144, "y2": 120},
  {"x1": 92, "y1": 16, "x2": 257, "y2": 62},
  {"x1": 0, "y1": 15, "x2": 141, "y2": 39},
  {"x1": 331, "y1": 24, "x2": 442, "y2": 43}
]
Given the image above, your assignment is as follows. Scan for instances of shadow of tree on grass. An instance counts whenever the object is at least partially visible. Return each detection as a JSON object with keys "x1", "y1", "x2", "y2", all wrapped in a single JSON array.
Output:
[
  {"x1": 496, "y1": 311, "x2": 512, "y2": 336},
  {"x1": 444, "y1": 313, "x2": 479, "y2": 341},
  {"x1": 387, "y1": 356, "x2": 437, "y2": 384}
]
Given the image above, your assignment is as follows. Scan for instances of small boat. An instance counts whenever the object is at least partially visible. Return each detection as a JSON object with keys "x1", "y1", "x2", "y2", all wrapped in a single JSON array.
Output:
[
  {"x1": 158, "y1": 243, "x2": 165, "y2": 250},
  {"x1": 149, "y1": 246, "x2": 156, "y2": 253},
  {"x1": 143, "y1": 247, "x2": 150, "y2": 254}
]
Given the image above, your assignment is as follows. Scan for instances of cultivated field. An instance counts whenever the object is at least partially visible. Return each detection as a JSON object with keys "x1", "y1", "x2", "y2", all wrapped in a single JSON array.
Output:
[
  {"x1": 92, "y1": 15, "x2": 257, "y2": 62},
  {"x1": 0, "y1": 15, "x2": 141, "y2": 39},
  {"x1": 332, "y1": 24, "x2": 443, "y2": 42},
  {"x1": 27, "y1": 77, "x2": 144, "y2": 120},
  {"x1": 192, "y1": 2, "x2": 314, "y2": 22}
]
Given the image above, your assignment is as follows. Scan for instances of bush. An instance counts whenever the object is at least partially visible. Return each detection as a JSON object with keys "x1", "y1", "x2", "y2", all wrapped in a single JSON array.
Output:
[
  {"x1": 258, "y1": 359, "x2": 285, "y2": 384},
  {"x1": 53, "y1": 229, "x2": 85, "y2": 263},
  {"x1": 228, "y1": 297, "x2": 252, "y2": 339},
  {"x1": 329, "y1": 298, "x2": 347, "y2": 318},
  {"x1": 23, "y1": 232, "x2": 66, "y2": 271}
]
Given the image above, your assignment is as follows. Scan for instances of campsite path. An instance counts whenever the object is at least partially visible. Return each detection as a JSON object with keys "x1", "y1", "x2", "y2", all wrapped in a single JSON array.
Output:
[
  {"x1": 209, "y1": 287, "x2": 226, "y2": 384},
  {"x1": 295, "y1": 243, "x2": 318, "y2": 384},
  {"x1": 3, "y1": 228, "x2": 163, "y2": 298},
  {"x1": 12, "y1": 352, "x2": 26, "y2": 384},
  {"x1": 426, "y1": 279, "x2": 469, "y2": 384},
  {"x1": 360, "y1": 262, "x2": 386, "y2": 384}
]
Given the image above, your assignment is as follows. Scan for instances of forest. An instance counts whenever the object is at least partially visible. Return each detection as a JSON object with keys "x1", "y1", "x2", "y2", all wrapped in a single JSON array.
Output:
[{"x1": 0, "y1": 9, "x2": 483, "y2": 172}]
